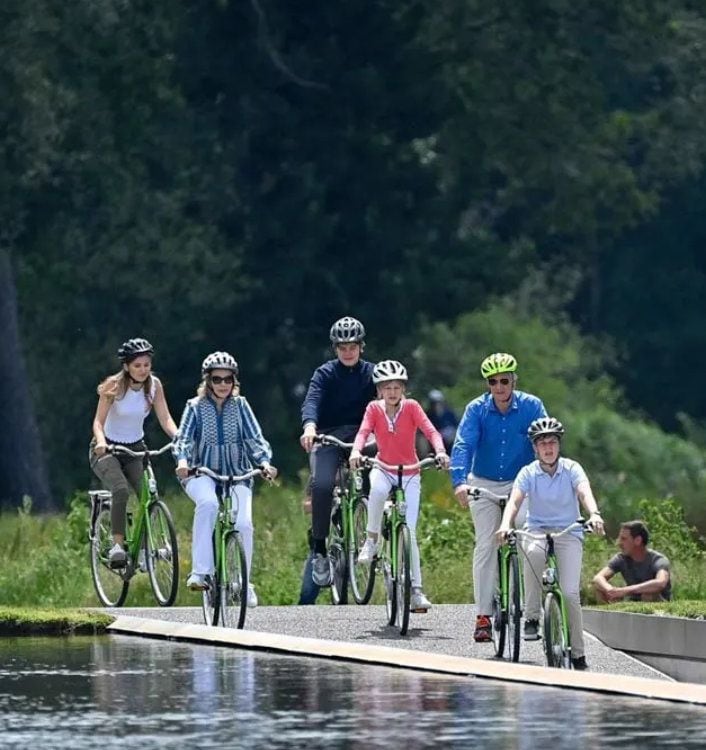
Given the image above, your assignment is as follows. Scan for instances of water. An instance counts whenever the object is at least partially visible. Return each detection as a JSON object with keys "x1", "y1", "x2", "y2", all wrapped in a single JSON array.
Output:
[{"x1": 1, "y1": 635, "x2": 705, "y2": 749}]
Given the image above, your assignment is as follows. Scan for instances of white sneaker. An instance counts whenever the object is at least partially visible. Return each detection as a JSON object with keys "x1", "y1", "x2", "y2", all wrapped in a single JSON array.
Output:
[
  {"x1": 108, "y1": 543, "x2": 126, "y2": 568},
  {"x1": 137, "y1": 549, "x2": 147, "y2": 572},
  {"x1": 247, "y1": 584, "x2": 258, "y2": 608},
  {"x1": 187, "y1": 573, "x2": 210, "y2": 591},
  {"x1": 410, "y1": 588, "x2": 432, "y2": 612},
  {"x1": 358, "y1": 538, "x2": 378, "y2": 564}
]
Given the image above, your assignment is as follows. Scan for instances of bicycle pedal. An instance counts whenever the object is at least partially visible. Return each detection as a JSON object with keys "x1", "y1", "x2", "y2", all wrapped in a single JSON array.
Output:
[{"x1": 410, "y1": 607, "x2": 429, "y2": 614}]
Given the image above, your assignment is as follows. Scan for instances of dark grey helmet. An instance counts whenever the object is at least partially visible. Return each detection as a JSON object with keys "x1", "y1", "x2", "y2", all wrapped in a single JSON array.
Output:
[
  {"x1": 329, "y1": 316, "x2": 365, "y2": 344},
  {"x1": 118, "y1": 338, "x2": 154, "y2": 362}
]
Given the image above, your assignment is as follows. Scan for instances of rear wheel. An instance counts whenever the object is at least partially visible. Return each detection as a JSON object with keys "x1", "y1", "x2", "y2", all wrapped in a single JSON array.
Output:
[
  {"x1": 90, "y1": 500, "x2": 129, "y2": 607},
  {"x1": 221, "y1": 532, "x2": 248, "y2": 629},
  {"x1": 145, "y1": 500, "x2": 179, "y2": 606},
  {"x1": 507, "y1": 554, "x2": 522, "y2": 663},
  {"x1": 396, "y1": 524, "x2": 411, "y2": 635},
  {"x1": 350, "y1": 498, "x2": 375, "y2": 604},
  {"x1": 544, "y1": 591, "x2": 570, "y2": 668}
]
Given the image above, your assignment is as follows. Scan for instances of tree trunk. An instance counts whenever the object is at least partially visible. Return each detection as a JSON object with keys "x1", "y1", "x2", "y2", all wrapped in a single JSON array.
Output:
[{"x1": 0, "y1": 248, "x2": 53, "y2": 510}]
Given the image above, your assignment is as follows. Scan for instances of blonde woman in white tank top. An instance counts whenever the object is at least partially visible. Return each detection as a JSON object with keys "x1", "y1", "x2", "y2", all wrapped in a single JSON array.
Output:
[{"x1": 90, "y1": 338, "x2": 178, "y2": 566}]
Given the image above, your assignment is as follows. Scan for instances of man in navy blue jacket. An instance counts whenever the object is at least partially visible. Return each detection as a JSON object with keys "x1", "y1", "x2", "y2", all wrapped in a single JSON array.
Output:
[{"x1": 300, "y1": 316, "x2": 376, "y2": 587}]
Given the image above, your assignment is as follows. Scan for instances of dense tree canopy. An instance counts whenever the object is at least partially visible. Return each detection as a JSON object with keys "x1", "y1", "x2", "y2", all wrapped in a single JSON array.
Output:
[{"x1": 4, "y1": 0, "x2": 706, "y2": 505}]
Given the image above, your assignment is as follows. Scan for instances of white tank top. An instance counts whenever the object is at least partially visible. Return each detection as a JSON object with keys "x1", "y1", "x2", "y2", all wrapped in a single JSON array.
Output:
[{"x1": 104, "y1": 378, "x2": 157, "y2": 443}]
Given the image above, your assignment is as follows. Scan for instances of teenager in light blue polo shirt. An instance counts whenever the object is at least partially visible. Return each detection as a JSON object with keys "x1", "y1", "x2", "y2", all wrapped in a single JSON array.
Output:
[
  {"x1": 497, "y1": 417, "x2": 604, "y2": 670},
  {"x1": 450, "y1": 352, "x2": 547, "y2": 642}
]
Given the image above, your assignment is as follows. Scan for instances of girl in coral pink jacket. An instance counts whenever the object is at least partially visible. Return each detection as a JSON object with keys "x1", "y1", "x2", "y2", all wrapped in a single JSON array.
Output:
[{"x1": 349, "y1": 360, "x2": 449, "y2": 611}]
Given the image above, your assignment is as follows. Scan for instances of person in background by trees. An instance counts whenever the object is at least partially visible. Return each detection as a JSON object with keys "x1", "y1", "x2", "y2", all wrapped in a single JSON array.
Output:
[
  {"x1": 173, "y1": 351, "x2": 277, "y2": 604},
  {"x1": 426, "y1": 389, "x2": 458, "y2": 451},
  {"x1": 90, "y1": 338, "x2": 178, "y2": 566},
  {"x1": 593, "y1": 521, "x2": 672, "y2": 602},
  {"x1": 300, "y1": 316, "x2": 376, "y2": 587},
  {"x1": 450, "y1": 352, "x2": 547, "y2": 643}
]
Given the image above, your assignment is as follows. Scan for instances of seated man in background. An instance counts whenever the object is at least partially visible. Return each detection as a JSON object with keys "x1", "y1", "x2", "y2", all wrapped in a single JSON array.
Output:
[{"x1": 593, "y1": 520, "x2": 672, "y2": 602}]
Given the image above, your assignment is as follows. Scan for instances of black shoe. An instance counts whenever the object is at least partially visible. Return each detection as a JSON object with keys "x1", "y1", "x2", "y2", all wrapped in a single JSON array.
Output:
[
  {"x1": 571, "y1": 656, "x2": 588, "y2": 671},
  {"x1": 523, "y1": 619, "x2": 540, "y2": 641}
]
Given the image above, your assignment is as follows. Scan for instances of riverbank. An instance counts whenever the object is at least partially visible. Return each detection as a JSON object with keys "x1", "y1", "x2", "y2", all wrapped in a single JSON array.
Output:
[{"x1": 0, "y1": 606, "x2": 114, "y2": 636}]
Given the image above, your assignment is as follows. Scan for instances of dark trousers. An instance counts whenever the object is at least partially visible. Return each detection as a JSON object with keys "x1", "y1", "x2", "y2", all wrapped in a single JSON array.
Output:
[{"x1": 89, "y1": 439, "x2": 145, "y2": 536}]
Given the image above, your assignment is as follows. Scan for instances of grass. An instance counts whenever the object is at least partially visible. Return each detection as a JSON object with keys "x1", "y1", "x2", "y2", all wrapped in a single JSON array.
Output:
[
  {"x1": 587, "y1": 600, "x2": 706, "y2": 619},
  {"x1": 0, "y1": 606, "x2": 114, "y2": 635},
  {"x1": 1, "y1": 472, "x2": 704, "y2": 614}
]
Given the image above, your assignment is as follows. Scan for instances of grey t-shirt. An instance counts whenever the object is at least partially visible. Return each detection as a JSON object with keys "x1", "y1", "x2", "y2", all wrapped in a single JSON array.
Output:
[{"x1": 608, "y1": 549, "x2": 672, "y2": 601}]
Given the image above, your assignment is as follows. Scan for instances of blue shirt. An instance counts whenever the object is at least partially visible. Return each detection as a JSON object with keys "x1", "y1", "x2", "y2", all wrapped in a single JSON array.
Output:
[
  {"x1": 450, "y1": 390, "x2": 546, "y2": 486},
  {"x1": 514, "y1": 457, "x2": 588, "y2": 531},
  {"x1": 172, "y1": 395, "x2": 272, "y2": 485},
  {"x1": 300, "y1": 359, "x2": 376, "y2": 431}
]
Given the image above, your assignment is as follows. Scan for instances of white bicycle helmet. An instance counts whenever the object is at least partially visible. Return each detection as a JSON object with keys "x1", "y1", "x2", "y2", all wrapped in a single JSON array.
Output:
[
  {"x1": 373, "y1": 360, "x2": 408, "y2": 384},
  {"x1": 528, "y1": 416, "x2": 565, "y2": 443},
  {"x1": 201, "y1": 351, "x2": 239, "y2": 376}
]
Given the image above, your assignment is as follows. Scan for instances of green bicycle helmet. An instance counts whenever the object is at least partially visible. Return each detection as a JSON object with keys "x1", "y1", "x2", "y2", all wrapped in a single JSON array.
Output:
[{"x1": 480, "y1": 352, "x2": 518, "y2": 379}]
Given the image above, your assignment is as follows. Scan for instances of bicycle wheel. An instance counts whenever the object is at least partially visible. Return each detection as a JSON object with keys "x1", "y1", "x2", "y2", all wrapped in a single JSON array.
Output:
[
  {"x1": 491, "y1": 550, "x2": 506, "y2": 658},
  {"x1": 396, "y1": 524, "x2": 412, "y2": 635},
  {"x1": 145, "y1": 500, "x2": 179, "y2": 607},
  {"x1": 329, "y1": 508, "x2": 349, "y2": 605},
  {"x1": 90, "y1": 501, "x2": 129, "y2": 607},
  {"x1": 543, "y1": 591, "x2": 570, "y2": 668},
  {"x1": 350, "y1": 498, "x2": 375, "y2": 604},
  {"x1": 383, "y1": 534, "x2": 397, "y2": 626},
  {"x1": 507, "y1": 553, "x2": 522, "y2": 663},
  {"x1": 221, "y1": 532, "x2": 248, "y2": 629},
  {"x1": 202, "y1": 536, "x2": 220, "y2": 626}
]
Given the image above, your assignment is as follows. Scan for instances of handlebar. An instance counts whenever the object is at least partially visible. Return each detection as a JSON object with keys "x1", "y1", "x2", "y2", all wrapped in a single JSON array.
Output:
[
  {"x1": 467, "y1": 486, "x2": 509, "y2": 503},
  {"x1": 107, "y1": 443, "x2": 173, "y2": 458},
  {"x1": 510, "y1": 519, "x2": 592, "y2": 542},
  {"x1": 313, "y1": 434, "x2": 355, "y2": 450},
  {"x1": 363, "y1": 456, "x2": 440, "y2": 473},
  {"x1": 189, "y1": 466, "x2": 273, "y2": 484}
]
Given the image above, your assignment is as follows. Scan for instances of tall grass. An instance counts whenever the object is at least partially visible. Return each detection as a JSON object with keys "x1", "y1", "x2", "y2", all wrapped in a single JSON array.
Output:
[{"x1": 1, "y1": 479, "x2": 704, "y2": 608}]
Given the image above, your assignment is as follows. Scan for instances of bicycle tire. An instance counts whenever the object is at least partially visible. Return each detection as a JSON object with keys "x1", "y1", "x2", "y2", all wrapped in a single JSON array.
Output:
[
  {"x1": 396, "y1": 524, "x2": 412, "y2": 635},
  {"x1": 221, "y1": 531, "x2": 248, "y2": 629},
  {"x1": 145, "y1": 500, "x2": 179, "y2": 606},
  {"x1": 383, "y1": 526, "x2": 397, "y2": 626},
  {"x1": 543, "y1": 591, "x2": 570, "y2": 668},
  {"x1": 507, "y1": 553, "x2": 522, "y2": 663},
  {"x1": 329, "y1": 507, "x2": 349, "y2": 605},
  {"x1": 90, "y1": 501, "x2": 129, "y2": 607},
  {"x1": 202, "y1": 534, "x2": 220, "y2": 626},
  {"x1": 491, "y1": 549, "x2": 506, "y2": 658},
  {"x1": 350, "y1": 498, "x2": 375, "y2": 604}
]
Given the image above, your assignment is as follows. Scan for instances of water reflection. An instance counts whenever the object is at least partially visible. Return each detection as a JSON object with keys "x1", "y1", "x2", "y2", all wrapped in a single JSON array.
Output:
[{"x1": 0, "y1": 635, "x2": 704, "y2": 749}]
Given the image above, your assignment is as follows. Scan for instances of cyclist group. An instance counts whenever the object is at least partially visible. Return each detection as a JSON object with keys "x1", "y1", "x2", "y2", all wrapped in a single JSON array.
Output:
[{"x1": 89, "y1": 317, "x2": 652, "y2": 670}]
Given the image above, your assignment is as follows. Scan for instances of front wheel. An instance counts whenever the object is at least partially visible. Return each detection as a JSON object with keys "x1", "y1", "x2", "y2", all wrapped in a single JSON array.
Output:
[
  {"x1": 396, "y1": 524, "x2": 411, "y2": 636},
  {"x1": 202, "y1": 535, "x2": 220, "y2": 626},
  {"x1": 221, "y1": 532, "x2": 248, "y2": 629},
  {"x1": 543, "y1": 591, "x2": 570, "y2": 668},
  {"x1": 491, "y1": 550, "x2": 506, "y2": 658},
  {"x1": 350, "y1": 498, "x2": 375, "y2": 604},
  {"x1": 507, "y1": 553, "x2": 522, "y2": 663},
  {"x1": 145, "y1": 500, "x2": 179, "y2": 606},
  {"x1": 329, "y1": 505, "x2": 349, "y2": 605},
  {"x1": 90, "y1": 500, "x2": 129, "y2": 607}
]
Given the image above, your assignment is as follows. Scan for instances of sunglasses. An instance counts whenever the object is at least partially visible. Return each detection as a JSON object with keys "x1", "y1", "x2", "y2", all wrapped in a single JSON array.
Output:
[
  {"x1": 210, "y1": 375, "x2": 235, "y2": 385},
  {"x1": 488, "y1": 377, "x2": 511, "y2": 386}
]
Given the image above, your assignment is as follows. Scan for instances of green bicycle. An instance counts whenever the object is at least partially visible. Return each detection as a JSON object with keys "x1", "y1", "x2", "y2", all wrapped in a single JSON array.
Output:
[
  {"x1": 515, "y1": 520, "x2": 589, "y2": 668},
  {"x1": 191, "y1": 465, "x2": 271, "y2": 629},
  {"x1": 364, "y1": 456, "x2": 439, "y2": 636},
  {"x1": 468, "y1": 486, "x2": 523, "y2": 662},
  {"x1": 89, "y1": 443, "x2": 178, "y2": 608},
  {"x1": 313, "y1": 434, "x2": 373, "y2": 605}
]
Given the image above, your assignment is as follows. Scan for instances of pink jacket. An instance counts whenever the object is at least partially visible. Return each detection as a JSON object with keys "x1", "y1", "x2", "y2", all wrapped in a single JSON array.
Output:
[{"x1": 353, "y1": 398, "x2": 445, "y2": 475}]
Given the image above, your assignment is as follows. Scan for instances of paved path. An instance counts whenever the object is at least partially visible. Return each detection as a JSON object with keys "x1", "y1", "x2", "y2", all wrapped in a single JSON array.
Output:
[{"x1": 100, "y1": 603, "x2": 669, "y2": 682}]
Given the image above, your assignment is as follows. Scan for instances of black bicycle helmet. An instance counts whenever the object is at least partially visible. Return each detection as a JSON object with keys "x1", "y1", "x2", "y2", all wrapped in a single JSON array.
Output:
[
  {"x1": 329, "y1": 316, "x2": 365, "y2": 344},
  {"x1": 118, "y1": 338, "x2": 154, "y2": 362}
]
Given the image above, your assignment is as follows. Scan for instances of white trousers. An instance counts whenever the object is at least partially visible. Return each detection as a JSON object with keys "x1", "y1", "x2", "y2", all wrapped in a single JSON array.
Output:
[
  {"x1": 467, "y1": 474, "x2": 526, "y2": 616},
  {"x1": 184, "y1": 475, "x2": 253, "y2": 577},
  {"x1": 366, "y1": 468, "x2": 423, "y2": 587},
  {"x1": 523, "y1": 531, "x2": 585, "y2": 658}
]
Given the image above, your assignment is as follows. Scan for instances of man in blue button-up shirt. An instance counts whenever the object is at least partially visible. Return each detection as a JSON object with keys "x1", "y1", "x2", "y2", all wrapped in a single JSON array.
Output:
[{"x1": 450, "y1": 352, "x2": 546, "y2": 642}]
